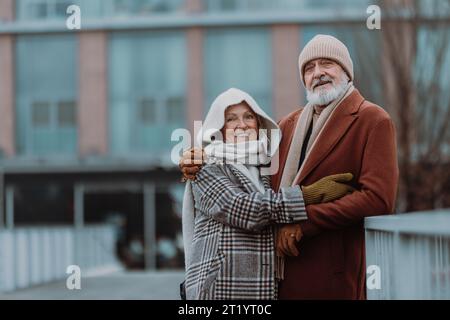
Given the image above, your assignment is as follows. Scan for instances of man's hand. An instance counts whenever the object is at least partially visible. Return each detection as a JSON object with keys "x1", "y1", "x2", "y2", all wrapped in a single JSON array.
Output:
[
  {"x1": 179, "y1": 148, "x2": 205, "y2": 181},
  {"x1": 301, "y1": 173, "x2": 356, "y2": 205},
  {"x1": 276, "y1": 224, "x2": 303, "y2": 257}
]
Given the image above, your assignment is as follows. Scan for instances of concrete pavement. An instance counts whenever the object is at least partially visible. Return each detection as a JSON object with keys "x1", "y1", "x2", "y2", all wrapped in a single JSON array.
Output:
[{"x1": 0, "y1": 270, "x2": 185, "y2": 300}]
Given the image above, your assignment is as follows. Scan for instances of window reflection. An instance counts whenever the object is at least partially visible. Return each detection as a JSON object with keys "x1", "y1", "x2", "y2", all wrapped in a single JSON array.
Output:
[{"x1": 16, "y1": 0, "x2": 185, "y2": 20}]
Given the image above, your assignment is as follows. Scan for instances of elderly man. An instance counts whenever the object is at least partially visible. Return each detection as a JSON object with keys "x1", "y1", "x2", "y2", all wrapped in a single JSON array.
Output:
[{"x1": 180, "y1": 34, "x2": 399, "y2": 299}]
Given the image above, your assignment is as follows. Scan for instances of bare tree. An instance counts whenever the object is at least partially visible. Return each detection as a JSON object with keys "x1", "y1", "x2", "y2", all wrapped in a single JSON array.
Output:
[
  {"x1": 344, "y1": 0, "x2": 450, "y2": 212},
  {"x1": 378, "y1": 0, "x2": 450, "y2": 212}
]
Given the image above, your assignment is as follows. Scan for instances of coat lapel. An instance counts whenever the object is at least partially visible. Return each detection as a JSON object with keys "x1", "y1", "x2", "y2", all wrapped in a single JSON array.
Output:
[
  {"x1": 295, "y1": 90, "x2": 365, "y2": 185},
  {"x1": 228, "y1": 165, "x2": 260, "y2": 193},
  {"x1": 228, "y1": 165, "x2": 270, "y2": 194}
]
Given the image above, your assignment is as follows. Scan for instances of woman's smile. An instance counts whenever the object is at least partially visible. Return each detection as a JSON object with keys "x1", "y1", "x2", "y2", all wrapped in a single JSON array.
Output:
[{"x1": 221, "y1": 102, "x2": 259, "y2": 143}]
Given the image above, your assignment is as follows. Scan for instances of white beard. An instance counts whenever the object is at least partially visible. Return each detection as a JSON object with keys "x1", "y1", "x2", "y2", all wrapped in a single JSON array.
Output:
[{"x1": 306, "y1": 73, "x2": 350, "y2": 106}]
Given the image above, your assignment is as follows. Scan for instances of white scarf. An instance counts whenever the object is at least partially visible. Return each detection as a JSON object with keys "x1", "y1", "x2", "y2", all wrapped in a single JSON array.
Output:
[
  {"x1": 204, "y1": 132, "x2": 271, "y2": 165},
  {"x1": 204, "y1": 136, "x2": 271, "y2": 194}
]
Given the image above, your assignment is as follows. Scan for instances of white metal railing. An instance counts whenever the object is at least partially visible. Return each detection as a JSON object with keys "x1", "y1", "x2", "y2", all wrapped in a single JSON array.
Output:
[
  {"x1": 0, "y1": 224, "x2": 121, "y2": 293},
  {"x1": 365, "y1": 210, "x2": 450, "y2": 300}
]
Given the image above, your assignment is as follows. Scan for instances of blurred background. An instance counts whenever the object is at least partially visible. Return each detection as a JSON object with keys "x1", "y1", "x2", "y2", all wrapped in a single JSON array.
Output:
[{"x1": 0, "y1": 0, "x2": 449, "y2": 299}]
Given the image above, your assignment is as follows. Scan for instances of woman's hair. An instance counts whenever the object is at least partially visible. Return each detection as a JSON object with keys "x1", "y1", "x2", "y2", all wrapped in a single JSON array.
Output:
[{"x1": 256, "y1": 114, "x2": 264, "y2": 130}]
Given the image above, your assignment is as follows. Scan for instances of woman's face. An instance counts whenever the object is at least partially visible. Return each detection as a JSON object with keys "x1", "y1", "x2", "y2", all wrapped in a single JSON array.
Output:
[{"x1": 221, "y1": 102, "x2": 259, "y2": 143}]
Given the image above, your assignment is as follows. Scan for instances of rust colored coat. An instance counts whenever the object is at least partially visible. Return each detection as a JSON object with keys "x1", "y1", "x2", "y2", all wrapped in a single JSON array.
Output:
[{"x1": 272, "y1": 89, "x2": 399, "y2": 300}]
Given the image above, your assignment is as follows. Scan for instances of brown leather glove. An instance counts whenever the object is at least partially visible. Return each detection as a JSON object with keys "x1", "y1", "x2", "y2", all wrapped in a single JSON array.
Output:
[
  {"x1": 301, "y1": 173, "x2": 356, "y2": 205},
  {"x1": 179, "y1": 148, "x2": 205, "y2": 181},
  {"x1": 276, "y1": 224, "x2": 303, "y2": 257}
]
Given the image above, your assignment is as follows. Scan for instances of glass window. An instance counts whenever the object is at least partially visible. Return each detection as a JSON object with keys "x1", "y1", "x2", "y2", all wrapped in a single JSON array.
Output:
[
  {"x1": 29, "y1": 2, "x2": 48, "y2": 18},
  {"x1": 107, "y1": 0, "x2": 184, "y2": 15},
  {"x1": 166, "y1": 97, "x2": 184, "y2": 124},
  {"x1": 139, "y1": 98, "x2": 157, "y2": 126},
  {"x1": 16, "y1": 35, "x2": 78, "y2": 157},
  {"x1": 16, "y1": 0, "x2": 184, "y2": 20},
  {"x1": 17, "y1": 0, "x2": 77, "y2": 20},
  {"x1": 204, "y1": 28, "x2": 272, "y2": 115},
  {"x1": 204, "y1": 0, "x2": 372, "y2": 13},
  {"x1": 58, "y1": 101, "x2": 77, "y2": 127},
  {"x1": 411, "y1": 0, "x2": 450, "y2": 18},
  {"x1": 109, "y1": 31, "x2": 186, "y2": 156},
  {"x1": 31, "y1": 102, "x2": 51, "y2": 127}
]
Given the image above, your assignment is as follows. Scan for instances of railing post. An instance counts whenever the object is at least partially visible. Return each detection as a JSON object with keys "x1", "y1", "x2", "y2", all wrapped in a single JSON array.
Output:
[
  {"x1": 0, "y1": 228, "x2": 15, "y2": 292},
  {"x1": 0, "y1": 168, "x2": 4, "y2": 229},
  {"x1": 74, "y1": 184, "x2": 84, "y2": 270},
  {"x1": 392, "y1": 231, "x2": 405, "y2": 299},
  {"x1": 143, "y1": 183, "x2": 157, "y2": 270},
  {"x1": 5, "y1": 185, "x2": 14, "y2": 229},
  {"x1": 74, "y1": 184, "x2": 85, "y2": 229},
  {"x1": 365, "y1": 228, "x2": 375, "y2": 299}
]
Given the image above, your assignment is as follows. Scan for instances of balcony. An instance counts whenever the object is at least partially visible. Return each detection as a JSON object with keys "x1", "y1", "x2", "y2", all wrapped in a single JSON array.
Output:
[
  {"x1": 0, "y1": 224, "x2": 121, "y2": 293},
  {"x1": 365, "y1": 210, "x2": 450, "y2": 299}
]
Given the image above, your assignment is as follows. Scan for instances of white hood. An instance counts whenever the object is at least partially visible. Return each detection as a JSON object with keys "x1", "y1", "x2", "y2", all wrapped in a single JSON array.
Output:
[{"x1": 197, "y1": 88, "x2": 281, "y2": 157}]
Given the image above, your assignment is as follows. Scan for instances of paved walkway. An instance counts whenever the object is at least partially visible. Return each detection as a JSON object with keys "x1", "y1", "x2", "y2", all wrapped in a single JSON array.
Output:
[{"x1": 0, "y1": 271, "x2": 185, "y2": 300}]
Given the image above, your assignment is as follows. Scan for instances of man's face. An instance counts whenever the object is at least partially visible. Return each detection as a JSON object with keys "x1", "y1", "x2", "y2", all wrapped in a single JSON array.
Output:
[{"x1": 304, "y1": 58, "x2": 345, "y2": 92}]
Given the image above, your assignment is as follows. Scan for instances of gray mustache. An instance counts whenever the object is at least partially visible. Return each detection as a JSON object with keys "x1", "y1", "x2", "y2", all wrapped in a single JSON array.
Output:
[{"x1": 312, "y1": 75, "x2": 333, "y2": 88}]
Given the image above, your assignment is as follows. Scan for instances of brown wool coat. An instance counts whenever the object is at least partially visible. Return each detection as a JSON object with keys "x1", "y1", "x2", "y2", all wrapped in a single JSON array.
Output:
[{"x1": 271, "y1": 89, "x2": 399, "y2": 300}]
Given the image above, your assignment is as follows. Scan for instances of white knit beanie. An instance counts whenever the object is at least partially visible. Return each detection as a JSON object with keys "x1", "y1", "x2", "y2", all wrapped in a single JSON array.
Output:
[{"x1": 298, "y1": 34, "x2": 354, "y2": 87}]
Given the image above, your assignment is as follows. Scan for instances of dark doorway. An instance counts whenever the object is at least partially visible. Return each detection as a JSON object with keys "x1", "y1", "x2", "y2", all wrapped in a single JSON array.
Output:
[
  {"x1": 84, "y1": 191, "x2": 145, "y2": 270},
  {"x1": 14, "y1": 182, "x2": 74, "y2": 226}
]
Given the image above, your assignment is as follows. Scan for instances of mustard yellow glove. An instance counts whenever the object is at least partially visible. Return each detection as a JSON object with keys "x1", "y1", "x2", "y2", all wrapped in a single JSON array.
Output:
[{"x1": 301, "y1": 173, "x2": 356, "y2": 205}]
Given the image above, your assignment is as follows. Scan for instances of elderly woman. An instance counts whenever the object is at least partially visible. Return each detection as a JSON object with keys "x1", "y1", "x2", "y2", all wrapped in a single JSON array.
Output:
[{"x1": 182, "y1": 88, "x2": 353, "y2": 300}]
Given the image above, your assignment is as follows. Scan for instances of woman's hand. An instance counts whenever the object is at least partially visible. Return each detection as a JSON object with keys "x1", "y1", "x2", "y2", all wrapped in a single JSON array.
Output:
[
  {"x1": 301, "y1": 173, "x2": 356, "y2": 205},
  {"x1": 179, "y1": 148, "x2": 205, "y2": 181}
]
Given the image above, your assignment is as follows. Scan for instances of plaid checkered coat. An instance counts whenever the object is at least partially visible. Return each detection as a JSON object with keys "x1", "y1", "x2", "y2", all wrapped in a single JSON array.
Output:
[{"x1": 185, "y1": 164, "x2": 307, "y2": 300}]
